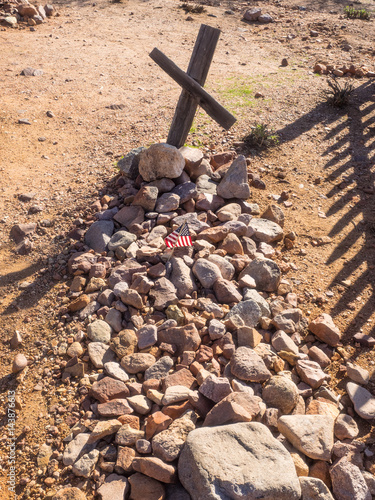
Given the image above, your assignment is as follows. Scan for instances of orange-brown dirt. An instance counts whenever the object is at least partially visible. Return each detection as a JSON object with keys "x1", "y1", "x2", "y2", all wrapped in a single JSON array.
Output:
[{"x1": 0, "y1": 0, "x2": 375, "y2": 497}]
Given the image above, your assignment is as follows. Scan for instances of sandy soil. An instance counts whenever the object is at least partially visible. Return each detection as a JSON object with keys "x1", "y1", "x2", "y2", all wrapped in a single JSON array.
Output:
[{"x1": 0, "y1": 0, "x2": 375, "y2": 497}]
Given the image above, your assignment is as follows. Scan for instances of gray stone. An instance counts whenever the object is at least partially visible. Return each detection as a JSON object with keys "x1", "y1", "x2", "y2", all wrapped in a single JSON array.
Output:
[
  {"x1": 198, "y1": 374, "x2": 232, "y2": 403},
  {"x1": 192, "y1": 259, "x2": 222, "y2": 288},
  {"x1": 104, "y1": 362, "x2": 129, "y2": 383},
  {"x1": 243, "y1": 8, "x2": 261, "y2": 21},
  {"x1": 362, "y1": 471, "x2": 375, "y2": 496},
  {"x1": 278, "y1": 415, "x2": 334, "y2": 461},
  {"x1": 243, "y1": 289, "x2": 271, "y2": 317},
  {"x1": 117, "y1": 147, "x2": 145, "y2": 179},
  {"x1": 272, "y1": 330, "x2": 299, "y2": 355},
  {"x1": 149, "y1": 178, "x2": 176, "y2": 193},
  {"x1": 248, "y1": 218, "x2": 283, "y2": 243},
  {"x1": 63, "y1": 433, "x2": 97, "y2": 466},
  {"x1": 239, "y1": 258, "x2": 281, "y2": 292},
  {"x1": 132, "y1": 185, "x2": 159, "y2": 211},
  {"x1": 139, "y1": 143, "x2": 185, "y2": 181},
  {"x1": 346, "y1": 362, "x2": 370, "y2": 385},
  {"x1": 330, "y1": 458, "x2": 371, "y2": 500},
  {"x1": 87, "y1": 319, "x2": 112, "y2": 344},
  {"x1": 196, "y1": 175, "x2": 218, "y2": 195},
  {"x1": 216, "y1": 203, "x2": 242, "y2": 222},
  {"x1": 231, "y1": 346, "x2": 272, "y2": 382},
  {"x1": 262, "y1": 375, "x2": 299, "y2": 414},
  {"x1": 97, "y1": 473, "x2": 129, "y2": 500},
  {"x1": 208, "y1": 319, "x2": 226, "y2": 340},
  {"x1": 88, "y1": 342, "x2": 116, "y2": 369},
  {"x1": 173, "y1": 213, "x2": 210, "y2": 232},
  {"x1": 170, "y1": 257, "x2": 197, "y2": 299},
  {"x1": 217, "y1": 155, "x2": 250, "y2": 200},
  {"x1": 207, "y1": 254, "x2": 235, "y2": 281},
  {"x1": 334, "y1": 414, "x2": 359, "y2": 440},
  {"x1": 179, "y1": 422, "x2": 301, "y2": 500},
  {"x1": 105, "y1": 308, "x2": 122, "y2": 333},
  {"x1": 113, "y1": 206, "x2": 144, "y2": 230},
  {"x1": 84, "y1": 220, "x2": 114, "y2": 253},
  {"x1": 120, "y1": 289, "x2": 144, "y2": 309},
  {"x1": 149, "y1": 277, "x2": 178, "y2": 311},
  {"x1": 72, "y1": 449, "x2": 99, "y2": 478},
  {"x1": 108, "y1": 230, "x2": 137, "y2": 251},
  {"x1": 127, "y1": 395, "x2": 153, "y2": 415},
  {"x1": 346, "y1": 382, "x2": 375, "y2": 420},
  {"x1": 258, "y1": 13, "x2": 273, "y2": 23},
  {"x1": 299, "y1": 477, "x2": 334, "y2": 500},
  {"x1": 172, "y1": 182, "x2": 198, "y2": 204},
  {"x1": 155, "y1": 193, "x2": 180, "y2": 213},
  {"x1": 136, "y1": 324, "x2": 158, "y2": 349},
  {"x1": 225, "y1": 299, "x2": 262, "y2": 328},
  {"x1": 145, "y1": 356, "x2": 174, "y2": 380},
  {"x1": 152, "y1": 410, "x2": 197, "y2": 462}
]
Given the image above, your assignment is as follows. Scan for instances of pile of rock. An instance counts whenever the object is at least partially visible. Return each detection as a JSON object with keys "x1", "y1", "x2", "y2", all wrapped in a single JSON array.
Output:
[
  {"x1": 314, "y1": 62, "x2": 375, "y2": 78},
  {"x1": 243, "y1": 8, "x2": 274, "y2": 24},
  {"x1": 33, "y1": 143, "x2": 374, "y2": 499},
  {"x1": 0, "y1": 0, "x2": 54, "y2": 28}
]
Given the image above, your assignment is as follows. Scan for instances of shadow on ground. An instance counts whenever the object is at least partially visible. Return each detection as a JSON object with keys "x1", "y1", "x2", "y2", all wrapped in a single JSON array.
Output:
[{"x1": 276, "y1": 79, "x2": 375, "y2": 340}]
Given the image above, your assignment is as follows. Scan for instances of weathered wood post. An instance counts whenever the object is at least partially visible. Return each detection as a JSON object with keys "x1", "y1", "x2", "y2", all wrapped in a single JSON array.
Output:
[{"x1": 149, "y1": 24, "x2": 236, "y2": 148}]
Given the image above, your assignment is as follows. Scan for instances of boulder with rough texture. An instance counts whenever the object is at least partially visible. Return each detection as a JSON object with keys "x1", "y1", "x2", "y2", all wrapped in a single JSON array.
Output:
[
  {"x1": 239, "y1": 258, "x2": 281, "y2": 292},
  {"x1": 192, "y1": 259, "x2": 222, "y2": 289},
  {"x1": 262, "y1": 375, "x2": 299, "y2": 414},
  {"x1": 299, "y1": 477, "x2": 334, "y2": 500},
  {"x1": 158, "y1": 323, "x2": 201, "y2": 356},
  {"x1": 249, "y1": 218, "x2": 283, "y2": 243},
  {"x1": 231, "y1": 346, "x2": 272, "y2": 382},
  {"x1": 308, "y1": 313, "x2": 342, "y2": 347},
  {"x1": 179, "y1": 422, "x2": 301, "y2": 500},
  {"x1": 170, "y1": 257, "x2": 197, "y2": 298},
  {"x1": 278, "y1": 415, "x2": 334, "y2": 461},
  {"x1": 217, "y1": 155, "x2": 250, "y2": 199},
  {"x1": 117, "y1": 147, "x2": 145, "y2": 179},
  {"x1": 139, "y1": 143, "x2": 185, "y2": 181},
  {"x1": 97, "y1": 473, "x2": 129, "y2": 500},
  {"x1": 330, "y1": 458, "x2": 372, "y2": 500},
  {"x1": 225, "y1": 299, "x2": 262, "y2": 328},
  {"x1": 84, "y1": 220, "x2": 114, "y2": 253}
]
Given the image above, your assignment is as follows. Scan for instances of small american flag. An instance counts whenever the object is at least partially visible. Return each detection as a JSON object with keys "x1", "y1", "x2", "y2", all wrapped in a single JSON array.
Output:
[{"x1": 164, "y1": 223, "x2": 193, "y2": 248}]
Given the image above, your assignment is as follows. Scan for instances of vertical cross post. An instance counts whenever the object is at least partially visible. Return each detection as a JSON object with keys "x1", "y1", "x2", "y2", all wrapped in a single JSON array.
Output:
[{"x1": 167, "y1": 24, "x2": 221, "y2": 148}]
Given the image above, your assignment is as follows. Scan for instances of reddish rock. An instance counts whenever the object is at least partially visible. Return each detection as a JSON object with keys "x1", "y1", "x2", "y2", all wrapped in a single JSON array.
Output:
[
  {"x1": 132, "y1": 457, "x2": 176, "y2": 484},
  {"x1": 68, "y1": 294, "x2": 90, "y2": 312},
  {"x1": 145, "y1": 412, "x2": 173, "y2": 440},
  {"x1": 195, "y1": 346, "x2": 214, "y2": 364},
  {"x1": 118, "y1": 415, "x2": 140, "y2": 429},
  {"x1": 309, "y1": 461, "x2": 332, "y2": 489},
  {"x1": 97, "y1": 399, "x2": 133, "y2": 417},
  {"x1": 116, "y1": 446, "x2": 136, "y2": 473},
  {"x1": 330, "y1": 458, "x2": 371, "y2": 500},
  {"x1": 203, "y1": 392, "x2": 262, "y2": 427},
  {"x1": 308, "y1": 346, "x2": 330, "y2": 368},
  {"x1": 309, "y1": 313, "x2": 341, "y2": 347},
  {"x1": 213, "y1": 278, "x2": 242, "y2": 304},
  {"x1": 220, "y1": 234, "x2": 244, "y2": 255},
  {"x1": 91, "y1": 377, "x2": 130, "y2": 403},
  {"x1": 128, "y1": 472, "x2": 165, "y2": 500},
  {"x1": 163, "y1": 368, "x2": 197, "y2": 391},
  {"x1": 162, "y1": 400, "x2": 194, "y2": 420},
  {"x1": 158, "y1": 323, "x2": 201, "y2": 356}
]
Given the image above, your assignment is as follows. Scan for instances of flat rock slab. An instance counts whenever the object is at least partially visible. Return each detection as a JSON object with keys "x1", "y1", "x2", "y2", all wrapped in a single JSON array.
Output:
[
  {"x1": 278, "y1": 415, "x2": 334, "y2": 461},
  {"x1": 346, "y1": 382, "x2": 375, "y2": 420},
  {"x1": 178, "y1": 422, "x2": 301, "y2": 500}
]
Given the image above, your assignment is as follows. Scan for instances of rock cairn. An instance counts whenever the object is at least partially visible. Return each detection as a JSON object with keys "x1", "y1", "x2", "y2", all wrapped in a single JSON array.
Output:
[
  {"x1": 314, "y1": 62, "x2": 375, "y2": 78},
  {"x1": 40, "y1": 144, "x2": 374, "y2": 500},
  {"x1": 0, "y1": 0, "x2": 54, "y2": 29}
]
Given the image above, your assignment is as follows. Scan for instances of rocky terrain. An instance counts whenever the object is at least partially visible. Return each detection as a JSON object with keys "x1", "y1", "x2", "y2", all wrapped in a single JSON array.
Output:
[
  {"x1": 1, "y1": 0, "x2": 375, "y2": 498},
  {"x1": 6, "y1": 143, "x2": 375, "y2": 499}
]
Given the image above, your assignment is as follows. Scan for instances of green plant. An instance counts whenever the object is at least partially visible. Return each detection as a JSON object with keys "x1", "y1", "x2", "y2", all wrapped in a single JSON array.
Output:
[
  {"x1": 322, "y1": 77, "x2": 354, "y2": 107},
  {"x1": 344, "y1": 6, "x2": 370, "y2": 19},
  {"x1": 180, "y1": 3, "x2": 206, "y2": 13},
  {"x1": 243, "y1": 124, "x2": 279, "y2": 149}
]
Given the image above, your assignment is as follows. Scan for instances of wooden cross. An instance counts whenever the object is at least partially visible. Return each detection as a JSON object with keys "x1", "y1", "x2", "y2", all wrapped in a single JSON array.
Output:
[{"x1": 150, "y1": 24, "x2": 237, "y2": 148}]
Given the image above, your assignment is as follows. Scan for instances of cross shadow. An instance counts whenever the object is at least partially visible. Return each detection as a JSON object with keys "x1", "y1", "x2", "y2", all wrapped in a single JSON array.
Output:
[{"x1": 276, "y1": 79, "x2": 375, "y2": 341}]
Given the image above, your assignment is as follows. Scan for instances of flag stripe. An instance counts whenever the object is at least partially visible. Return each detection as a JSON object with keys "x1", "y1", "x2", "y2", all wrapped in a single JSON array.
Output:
[{"x1": 164, "y1": 223, "x2": 193, "y2": 248}]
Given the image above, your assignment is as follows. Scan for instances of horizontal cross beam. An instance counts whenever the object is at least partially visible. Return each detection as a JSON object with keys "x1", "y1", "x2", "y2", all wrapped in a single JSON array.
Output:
[{"x1": 150, "y1": 47, "x2": 237, "y2": 132}]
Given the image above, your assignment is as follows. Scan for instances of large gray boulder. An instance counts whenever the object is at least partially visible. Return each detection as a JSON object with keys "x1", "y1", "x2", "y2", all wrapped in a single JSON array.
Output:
[
  {"x1": 217, "y1": 155, "x2": 250, "y2": 200},
  {"x1": 178, "y1": 422, "x2": 301, "y2": 500},
  {"x1": 139, "y1": 143, "x2": 185, "y2": 181}
]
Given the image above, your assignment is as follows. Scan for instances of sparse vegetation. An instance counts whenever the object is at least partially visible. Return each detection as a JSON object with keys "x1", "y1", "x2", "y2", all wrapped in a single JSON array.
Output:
[
  {"x1": 243, "y1": 123, "x2": 279, "y2": 149},
  {"x1": 180, "y1": 3, "x2": 206, "y2": 13},
  {"x1": 344, "y1": 6, "x2": 371, "y2": 19},
  {"x1": 322, "y1": 77, "x2": 355, "y2": 107}
]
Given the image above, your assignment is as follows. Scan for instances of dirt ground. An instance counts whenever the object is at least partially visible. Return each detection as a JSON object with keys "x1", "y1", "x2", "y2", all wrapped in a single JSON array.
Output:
[{"x1": 0, "y1": 0, "x2": 375, "y2": 497}]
